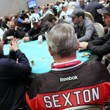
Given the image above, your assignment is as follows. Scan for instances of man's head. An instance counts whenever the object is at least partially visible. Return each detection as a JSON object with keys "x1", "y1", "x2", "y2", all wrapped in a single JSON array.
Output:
[
  {"x1": 9, "y1": 21, "x2": 16, "y2": 30},
  {"x1": 79, "y1": 0, "x2": 85, "y2": 7},
  {"x1": 43, "y1": 14, "x2": 57, "y2": 27},
  {"x1": 47, "y1": 23, "x2": 78, "y2": 59},
  {"x1": 69, "y1": 9, "x2": 85, "y2": 25},
  {"x1": 62, "y1": 3, "x2": 68, "y2": 12},
  {"x1": 97, "y1": 3, "x2": 110, "y2": 26},
  {"x1": 43, "y1": 7, "x2": 48, "y2": 14},
  {"x1": 32, "y1": 16, "x2": 40, "y2": 28}
]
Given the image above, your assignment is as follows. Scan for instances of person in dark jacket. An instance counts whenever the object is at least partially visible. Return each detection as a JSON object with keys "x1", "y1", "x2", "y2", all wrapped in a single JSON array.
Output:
[
  {"x1": 86, "y1": 0, "x2": 105, "y2": 26},
  {"x1": 79, "y1": 3, "x2": 110, "y2": 57},
  {"x1": 0, "y1": 38, "x2": 31, "y2": 110},
  {"x1": 22, "y1": 16, "x2": 48, "y2": 42},
  {"x1": 3, "y1": 21, "x2": 25, "y2": 44}
]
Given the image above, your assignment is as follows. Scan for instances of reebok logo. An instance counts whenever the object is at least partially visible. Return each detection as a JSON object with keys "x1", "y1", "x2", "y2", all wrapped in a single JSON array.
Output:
[{"x1": 60, "y1": 75, "x2": 78, "y2": 82}]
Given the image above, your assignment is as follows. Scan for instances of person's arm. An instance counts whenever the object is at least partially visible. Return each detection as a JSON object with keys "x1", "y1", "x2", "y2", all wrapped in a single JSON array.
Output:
[
  {"x1": 18, "y1": 18, "x2": 24, "y2": 24},
  {"x1": 15, "y1": 29, "x2": 25, "y2": 39},
  {"x1": 79, "y1": 33, "x2": 110, "y2": 56},
  {"x1": 22, "y1": 32, "x2": 43, "y2": 42},
  {"x1": 3, "y1": 31, "x2": 9, "y2": 43},
  {"x1": 29, "y1": 32, "x2": 43, "y2": 41},
  {"x1": 88, "y1": 33, "x2": 109, "y2": 45},
  {"x1": 29, "y1": 24, "x2": 48, "y2": 41},
  {"x1": 3, "y1": 30, "x2": 14, "y2": 44},
  {"x1": 6, "y1": 39, "x2": 31, "y2": 78},
  {"x1": 28, "y1": 28, "x2": 35, "y2": 36},
  {"x1": 79, "y1": 22, "x2": 95, "y2": 42},
  {"x1": 87, "y1": 39, "x2": 110, "y2": 56}
]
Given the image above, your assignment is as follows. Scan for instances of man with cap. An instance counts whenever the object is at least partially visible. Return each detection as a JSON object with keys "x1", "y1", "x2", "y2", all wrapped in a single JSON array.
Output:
[
  {"x1": 79, "y1": 3, "x2": 110, "y2": 58},
  {"x1": 69, "y1": 9, "x2": 98, "y2": 42},
  {"x1": 22, "y1": 16, "x2": 48, "y2": 42},
  {"x1": 29, "y1": 8, "x2": 40, "y2": 28}
]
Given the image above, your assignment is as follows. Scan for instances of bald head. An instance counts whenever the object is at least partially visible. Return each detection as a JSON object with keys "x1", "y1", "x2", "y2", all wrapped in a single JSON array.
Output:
[{"x1": 9, "y1": 21, "x2": 16, "y2": 30}]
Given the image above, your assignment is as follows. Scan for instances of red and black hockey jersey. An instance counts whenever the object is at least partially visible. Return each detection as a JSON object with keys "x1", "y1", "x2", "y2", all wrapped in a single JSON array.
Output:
[{"x1": 26, "y1": 60, "x2": 110, "y2": 110}]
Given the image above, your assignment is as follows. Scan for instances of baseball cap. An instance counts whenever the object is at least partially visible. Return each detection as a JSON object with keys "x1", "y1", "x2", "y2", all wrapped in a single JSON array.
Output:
[
  {"x1": 32, "y1": 16, "x2": 39, "y2": 23},
  {"x1": 97, "y1": 3, "x2": 110, "y2": 15},
  {"x1": 69, "y1": 9, "x2": 84, "y2": 18},
  {"x1": 62, "y1": 2, "x2": 68, "y2": 8}
]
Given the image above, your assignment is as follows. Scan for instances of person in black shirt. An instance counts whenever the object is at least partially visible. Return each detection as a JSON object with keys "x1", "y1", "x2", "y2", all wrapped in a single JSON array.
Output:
[
  {"x1": 3, "y1": 21, "x2": 25, "y2": 44},
  {"x1": 22, "y1": 16, "x2": 48, "y2": 42},
  {"x1": 86, "y1": 0, "x2": 104, "y2": 26}
]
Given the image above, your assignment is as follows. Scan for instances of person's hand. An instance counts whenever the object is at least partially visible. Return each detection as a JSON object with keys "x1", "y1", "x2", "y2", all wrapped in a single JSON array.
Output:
[
  {"x1": 24, "y1": 18, "x2": 30, "y2": 23},
  {"x1": 79, "y1": 42, "x2": 88, "y2": 49},
  {"x1": 10, "y1": 38, "x2": 19, "y2": 52},
  {"x1": 22, "y1": 37, "x2": 30, "y2": 42},
  {"x1": 44, "y1": 32, "x2": 48, "y2": 38},
  {"x1": 15, "y1": 26, "x2": 18, "y2": 30},
  {"x1": 7, "y1": 36, "x2": 14, "y2": 40},
  {"x1": 38, "y1": 35, "x2": 43, "y2": 44}
]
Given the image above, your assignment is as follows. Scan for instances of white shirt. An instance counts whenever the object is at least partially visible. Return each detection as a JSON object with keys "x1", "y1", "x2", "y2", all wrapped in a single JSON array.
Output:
[{"x1": 0, "y1": 28, "x2": 4, "y2": 40}]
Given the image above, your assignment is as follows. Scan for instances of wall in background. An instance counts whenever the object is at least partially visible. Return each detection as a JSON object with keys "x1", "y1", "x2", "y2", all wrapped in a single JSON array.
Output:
[
  {"x1": 37, "y1": 0, "x2": 57, "y2": 6},
  {"x1": 0, "y1": 0, "x2": 27, "y2": 17},
  {"x1": 0, "y1": 0, "x2": 57, "y2": 17}
]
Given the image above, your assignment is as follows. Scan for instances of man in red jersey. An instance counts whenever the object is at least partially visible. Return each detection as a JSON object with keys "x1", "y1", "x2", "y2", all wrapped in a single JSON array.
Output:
[{"x1": 26, "y1": 23, "x2": 110, "y2": 110}]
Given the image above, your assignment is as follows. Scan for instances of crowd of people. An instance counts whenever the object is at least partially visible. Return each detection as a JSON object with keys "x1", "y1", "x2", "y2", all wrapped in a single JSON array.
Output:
[
  {"x1": 0, "y1": 0, "x2": 110, "y2": 110},
  {"x1": 0, "y1": 0, "x2": 109, "y2": 44}
]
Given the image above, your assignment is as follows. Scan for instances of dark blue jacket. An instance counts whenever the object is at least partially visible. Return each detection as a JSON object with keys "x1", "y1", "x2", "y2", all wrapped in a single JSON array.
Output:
[{"x1": 0, "y1": 49, "x2": 31, "y2": 110}]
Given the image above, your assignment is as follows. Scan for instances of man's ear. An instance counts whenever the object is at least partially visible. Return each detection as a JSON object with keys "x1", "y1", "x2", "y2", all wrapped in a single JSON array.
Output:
[
  {"x1": 52, "y1": 19, "x2": 56, "y2": 25},
  {"x1": 79, "y1": 16, "x2": 83, "y2": 20},
  {"x1": 48, "y1": 46, "x2": 53, "y2": 56}
]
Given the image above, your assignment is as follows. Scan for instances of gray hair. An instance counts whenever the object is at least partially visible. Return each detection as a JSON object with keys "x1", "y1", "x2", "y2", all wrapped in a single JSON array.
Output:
[{"x1": 47, "y1": 23, "x2": 78, "y2": 57}]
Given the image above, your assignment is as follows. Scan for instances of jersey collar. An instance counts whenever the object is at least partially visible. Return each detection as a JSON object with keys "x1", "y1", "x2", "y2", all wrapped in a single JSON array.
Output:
[{"x1": 51, "y1": 59, "x2": 82, "y2": 70}]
